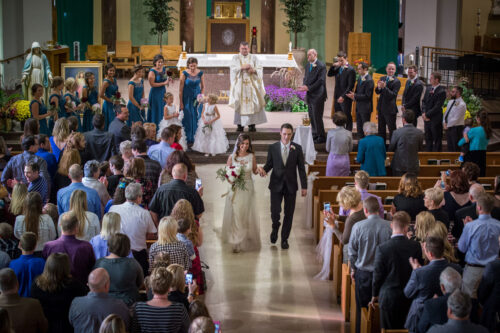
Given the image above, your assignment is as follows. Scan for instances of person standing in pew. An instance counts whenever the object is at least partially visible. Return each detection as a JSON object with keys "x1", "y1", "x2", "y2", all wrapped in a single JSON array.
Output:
[
  {"x1": 340, "y1": 171, "x2": 384, "y2": 218},
  {"x1": 375, "y1": 62, "x2": 400, "y2": 142},
  {"x1": 422, "y1": 72, "x2": 447, "y2": 152},
  {"x1": 389, "y1": 110, "x2": 424, "y2": 177},
  {"x1": 325, "y1": 112, "x2": 353, "y2": 176},
  {"x1": 424, "y1": 187, "x2": 450, "y2": 229},
  {"x1": 346, "y1": 62, "x2": 373, "y2": 138},
  {"x1": 402, "y1": 65, "x2": 424, "y2": 127},
  {"x1": 370, "y1": 211, "x2": 422, "y2": 330},
  {"x1": 356, "y1": 122, "x2": 386, "y2": 177},
  {"x1": 443, "y1": 86, "x2": 466, "y2": 152},
  {"x1": 348, "y1": 196, "x2": 392, "y2": 333},
  {"x1": 328, "y1": 51, "x2": 356, "y2": 131}
]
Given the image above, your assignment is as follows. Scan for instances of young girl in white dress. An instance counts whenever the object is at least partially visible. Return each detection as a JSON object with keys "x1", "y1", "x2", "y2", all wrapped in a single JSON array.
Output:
[
  {"x1": 221, "y1": 134, "x2": 261, "y2": 253},
  {"x1": 158, "y1": 92, "x2": 187, "y2": 150},
  {"x1": 192, "y1": 94, "x2": 228, "y2": 156}
]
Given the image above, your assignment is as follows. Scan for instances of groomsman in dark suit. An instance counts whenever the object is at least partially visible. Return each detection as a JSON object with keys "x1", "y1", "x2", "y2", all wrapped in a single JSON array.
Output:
[
  {"x1": 346, "y1": 62, "x2": 374, "y2": 138},
  {"x1": 328, "y1": 51, "x2": 356, "y2": 131},
  {"x1": 375, "y1": 62, "x2": 401, "y2": 142},
  {"x1": 422, "y1": 72, "x2": 447, "y2": 152},
  {"x1": 402, "y1": 65, "x2": 424, "y2": 127},
  {"x1": 299, "y1": 49, "x2": 327, "y2": 143}
]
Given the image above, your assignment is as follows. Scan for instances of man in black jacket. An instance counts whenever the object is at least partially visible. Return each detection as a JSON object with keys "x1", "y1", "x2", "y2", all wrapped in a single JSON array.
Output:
[
  {"x1": 259, "y1": 123, "x2": 307, "y2": 249},
  {"x1": 346, "y1": 62, "x2": 373, "y2": 138},
  {"x1": 371, "y1": 211, "x2": 422, "y2": 329},
  {"x1": 83, "y1": 114, "x2": 117, "y2": 162},
  {"x1": 375, "y1": 62, "x2": 401, "y2": 142},
  {"x1": 108, "y1": 105, "x2": 131, "y2": 149},
  {"x1": 328, "y1": 51, "x2": 356, "y2": 131},
  {"x1": 299, "y1": 49, "x2": 327, "y2": 143},
  {"x1": 417, "y1": 267, "x2": 463, "y2": 333},
  {"x1": 402, "y1": 65, "x2": 424, "y2": 127},
  {"x1": 422, "y1": 72, "x2": 447, "y2": 152}
]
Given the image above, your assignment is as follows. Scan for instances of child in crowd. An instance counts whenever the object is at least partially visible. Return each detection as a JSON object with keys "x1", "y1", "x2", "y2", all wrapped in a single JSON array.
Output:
[
  {"x1": 458, "y1": 118, "x2": 473, "y2": 163},
  {"x1": 192, "y1": 94, "x2": 228, "y2": 157},
  {"x1": 64, "y1": 77, "x2": 84, "y2": 131},
  {"x1": 0, "y1": 223, "x2": 20, "y2": 259},
  {"x1": 158, "y1": 92, "x2": 187, "y2": 150},
  {"x1": 169, "y1": 125, "x2": 186, "y2": 151},
  {"x1": 176, "y1": 218, "x2": 196, "y2": 268},
  {"x1": 8, "y1": 232, "x2": 45, "y2": 297},
  {"x1": 42, "y1": 203, "x2": 59, "y2": 232}
]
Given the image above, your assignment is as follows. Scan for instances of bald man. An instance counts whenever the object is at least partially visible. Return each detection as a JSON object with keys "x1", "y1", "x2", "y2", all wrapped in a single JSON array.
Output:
[
  {"x1": 298, "y1": 49, "x2": 327, "y2": 143},
  {"x1": 149, "y1": 163, "x2": 204, "y2": 223},
  {"x1": 454, "y1": 184, "x2": 500, "y2": 240},
  {"x1": 69, "y1": 268, "x2": 130, "y2": 333}
]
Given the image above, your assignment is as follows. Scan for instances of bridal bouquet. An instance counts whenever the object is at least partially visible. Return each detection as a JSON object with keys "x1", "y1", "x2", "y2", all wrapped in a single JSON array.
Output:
[
  {"x1": 91, "y1": 103, "x2": 102, "y2": 114},
  {"x1": 140, "y1": 98, "x2": 149, "y2": 109},
  {"x1": 216, "y1": 165, "x2": 247, "y2": 192}
]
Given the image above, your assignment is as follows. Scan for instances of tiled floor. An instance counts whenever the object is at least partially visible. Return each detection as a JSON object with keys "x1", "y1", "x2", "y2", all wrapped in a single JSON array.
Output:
[{"x1": 195, "y1": 164, "x2": 346, "y2": 333}]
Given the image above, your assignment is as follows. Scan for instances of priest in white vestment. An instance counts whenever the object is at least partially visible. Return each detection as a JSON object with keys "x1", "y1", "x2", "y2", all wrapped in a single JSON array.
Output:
[{"x1": 229, "y1": 41, "x2": 267, "y2": 132}]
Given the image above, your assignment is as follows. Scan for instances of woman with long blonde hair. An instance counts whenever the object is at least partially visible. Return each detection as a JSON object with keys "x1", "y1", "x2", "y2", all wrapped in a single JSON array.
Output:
[
  {"x1": 414, "y1": 211, "x2": 436, "y2": 242},
  {"x1": 427, "y1": 222, "x2": 457, "y2": 263},
  {"x1": 90, "y1": 212, "x2": 133, "y2": 260},
  {"x1": 171, "y1": 198, "x2": 205, "y2": 293},
  {"x1": 148, "y1": 216, "x2": 189, "y2": 272},
  {"x1": 58, "y1": 189, "x2": 100, "y2": 241},
  {"x1": 8, "y1": 183, "x2": 28, "y2": 216},
  {"x1": 50, "y1": 117, "x2": 70, "y2": 161},
  {"x1": 14, "y1": 192, "x2": 56, "y2": 254}
]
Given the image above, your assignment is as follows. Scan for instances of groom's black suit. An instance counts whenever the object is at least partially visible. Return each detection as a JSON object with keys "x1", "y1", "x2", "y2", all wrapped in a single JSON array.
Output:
[{"x1": 263, "y1": 141, "x2": 307, "y2": 244}]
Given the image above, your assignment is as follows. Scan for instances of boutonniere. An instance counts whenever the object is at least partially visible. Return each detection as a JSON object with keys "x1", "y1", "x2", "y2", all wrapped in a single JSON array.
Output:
[
  {"x1": 361, "y1": 77, "x2": 366, "y2": 82},
  {"x1": 312, "y1": 63, "x2": 317, "y2": 68},
  {"x1": 290, "y1": 145, "x2": 296, "y2": 150},
  {"x1": 344, "y1": 65, "x2": 349, "y2": 69},
  {"x1": 388, "y1": 77, "x2": 394, "y2": 82}
]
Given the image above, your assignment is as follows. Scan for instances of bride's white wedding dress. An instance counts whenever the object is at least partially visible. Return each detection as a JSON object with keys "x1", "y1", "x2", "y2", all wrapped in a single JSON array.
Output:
[{"x1": 221, "y1": 153, "x2": 261, "y2": 251}]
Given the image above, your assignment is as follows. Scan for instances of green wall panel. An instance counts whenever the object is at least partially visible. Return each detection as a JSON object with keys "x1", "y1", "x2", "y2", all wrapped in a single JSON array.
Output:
[{"x1": 295, "y1": 0, "x2": 326, "y2": 62}]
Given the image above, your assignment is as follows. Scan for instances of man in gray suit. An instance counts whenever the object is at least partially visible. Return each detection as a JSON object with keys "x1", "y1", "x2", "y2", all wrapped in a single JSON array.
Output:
[
  {"x1": 427, "y1": 289, "x2": 488, "y2": 333},
  {"x1": 388, "y1": 110, "x2": 424, "y2": 176}
]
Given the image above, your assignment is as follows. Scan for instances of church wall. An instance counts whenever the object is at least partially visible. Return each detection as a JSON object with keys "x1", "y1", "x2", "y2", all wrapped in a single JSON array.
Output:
[
  {"x1": 194, "y1": 0, "x2": 207, "y2": 52},
  {"x1": 325, "y1": 0, "x2": 340, "y2": 63},
  {"x1": 460, "y1": 0, "x2": 491, "y2": 51},
  {"x1": 93, "y1": 0, "x2": 102, "y2": 44},
  {"x1": 404, "y1": 0, "x2": 437, "y2": 60},
  {"x1": 167, "y1": 0, "x2": 181, "y2": 45},
  {"x1": 22, "y1": 0, "x2": 52, "y2": 50},
  {"x1": 436, "y1": 0, "x2": 460, "y2": 50},
  {"x1": 117, "y1": 0, "x2": 131, "y2": 42},
  {"x1": 275, "y1": 0, "x2": 289, "y2": 53}
]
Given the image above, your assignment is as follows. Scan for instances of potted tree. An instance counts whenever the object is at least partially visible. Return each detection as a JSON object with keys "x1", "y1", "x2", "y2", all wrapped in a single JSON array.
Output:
[
  {"x1": 144, "y1": 0, "x2": 178, "y2": 51},
  {"x1": 280, "y1": 0, "x2": 312, "y2": 71}
]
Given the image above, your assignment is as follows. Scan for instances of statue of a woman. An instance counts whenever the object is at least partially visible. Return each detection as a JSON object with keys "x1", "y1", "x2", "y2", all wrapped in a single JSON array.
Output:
[{"x1": 22, "y1": 41, "x2": 53, "y2": 101}]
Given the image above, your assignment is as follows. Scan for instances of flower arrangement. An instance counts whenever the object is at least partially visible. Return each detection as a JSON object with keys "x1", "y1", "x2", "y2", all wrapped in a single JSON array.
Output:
[
  {"x1": 264, "y1": 85, "x2": 307, "y2": 112},
  {"x1": 216, "y1": 165, "x2": 247, "y2": 192},
  {"x1": 11, "y1": 100, "x2": 30, "y2": 121},
  {"x1": 352, "y1": 58, "x2": 376, "y2": 81},
  {"x1": 202, "y1": 123, "x2": 212, "y2": 134},
  {"x1": 140, "y1": 98, "x2": 149, "y2": 109}
]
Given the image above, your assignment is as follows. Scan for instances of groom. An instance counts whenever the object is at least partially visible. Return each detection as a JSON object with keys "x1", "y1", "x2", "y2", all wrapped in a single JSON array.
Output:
[{"x1": 259, "y1": 123, "x2": 307, "y2": 249}]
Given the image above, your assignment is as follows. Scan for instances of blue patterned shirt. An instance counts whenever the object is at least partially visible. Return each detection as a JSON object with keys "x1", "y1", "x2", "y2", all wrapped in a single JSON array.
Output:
[
  {"x1": 57, "y1": 182, "x2": 102, "y2": 220},
  {"x1": 458, "y1": 214, "x2": 500, "y2": 266},
  {"x1": 28, "y1": 176, "x2": 48, "y2": 204}
]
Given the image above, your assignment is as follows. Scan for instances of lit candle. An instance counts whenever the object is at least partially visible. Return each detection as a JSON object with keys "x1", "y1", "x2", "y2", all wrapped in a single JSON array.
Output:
[
  {"x1": 183, "y1": 41, "x2": 186, "y2": 52},
  {"x1": 409, "y1": 54, "x2": 414, "y2": 63},
  {"x1": 289, "y1": 41, "x2": 292, "y2": 52}
]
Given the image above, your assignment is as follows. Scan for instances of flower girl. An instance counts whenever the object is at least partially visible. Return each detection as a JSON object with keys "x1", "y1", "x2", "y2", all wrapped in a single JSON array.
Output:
[
  {"x1": 158, "y1": 92, "x2": 187, "y2": 150},
  {"x1": 192, "y1": 94, "x2": 228, "y2": 156}
]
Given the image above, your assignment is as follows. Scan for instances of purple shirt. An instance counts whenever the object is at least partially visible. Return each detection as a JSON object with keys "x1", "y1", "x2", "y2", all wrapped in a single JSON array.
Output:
[
  {"x1": 42, "y1": 235, "x2": 95, "y2": 284},
  {"x1": 340, "y1": 189, "x2": 385, "y2": 218}
]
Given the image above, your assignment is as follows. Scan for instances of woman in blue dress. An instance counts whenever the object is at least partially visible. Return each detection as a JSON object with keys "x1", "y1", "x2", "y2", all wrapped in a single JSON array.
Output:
[
  {"x1": 179, "y1": 57, "x2": 205, "y2": 145},
  {"x1": 63, "y1": 77, "x2": 83, "y2": 132},
  {"x1": 127, "y1": 64, "x2": 146, "y2": 127},
  {"x1": 49, "y1": 76, "x2": 65, "y2": 123},
  {"x1": 29, "y1": 84, "x2": 52, "y2": 135},
  {"x1": 99, "y1": 63, "x2": 119, "y2": 130},
  {"x1": 81, "y1": 72, "x2": 99, "y2": 132},
  {"x1": 147, "y1": 54, "x2": 170, "y2": 126}
]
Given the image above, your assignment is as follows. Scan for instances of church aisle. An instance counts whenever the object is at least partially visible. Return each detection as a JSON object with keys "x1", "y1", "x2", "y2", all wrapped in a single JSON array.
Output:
[{"x1": 196, "y1": 164, "x2": 345, "y2": 333}]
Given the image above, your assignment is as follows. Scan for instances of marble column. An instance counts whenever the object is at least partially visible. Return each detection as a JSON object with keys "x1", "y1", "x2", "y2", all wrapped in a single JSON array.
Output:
[
  {"x1": 339, "y1": 0, "x2": 354, "y2": 53},
  {"x1": 180, "y1": 0, "x2": 195, "y2": 52},
  {"x1": 261, "y1": 0, "x2": 275, "y2": 54}
]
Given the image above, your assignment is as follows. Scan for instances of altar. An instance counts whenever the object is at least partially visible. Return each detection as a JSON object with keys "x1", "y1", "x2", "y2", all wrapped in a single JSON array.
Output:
[{"x1": 176, "y1": 53, "x2": 298, "y2": 103}]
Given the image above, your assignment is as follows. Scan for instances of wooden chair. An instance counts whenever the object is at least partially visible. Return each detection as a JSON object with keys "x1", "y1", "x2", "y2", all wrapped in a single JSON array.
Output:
[
  {"x1": 139, "y1": 45, "x2": 182, "y2": 69},
  {"x1": 140, "y1": 45, "x2": 162, "y2": 68},
  {"x1": 361, "y1": 303, "x2": 380, "y2": 333},
  {"x1": 110, "y1": 41, "x2": 138, "y2": 73},
  {"x1": 162, "y1": 45, "x2": 182, "y2": 68},
  {"x1": 85, "y1": 45, "x2": 108, "y2": 63}
]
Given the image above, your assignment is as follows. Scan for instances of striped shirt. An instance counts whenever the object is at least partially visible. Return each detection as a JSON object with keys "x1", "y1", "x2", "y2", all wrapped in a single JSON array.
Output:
[
  {"x1": 148, "y1": 241, "x2": 189, "y2": 272},
  {"x1": 132, "y1": 301, "x2": 190, "y2": 333},
  {"x1": 28, "y1": 176, "x2": 49, "y2": 204}
]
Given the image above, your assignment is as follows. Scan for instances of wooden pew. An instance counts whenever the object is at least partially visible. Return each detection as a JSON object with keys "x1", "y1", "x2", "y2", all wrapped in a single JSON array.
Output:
[
  {"x1": 381, "y1": 330, "x2": 409, "y2": 333},
  {"x1": 350, "y1": 279, "x2": 357, "y2": 333},
  {"x1": 341, "y1": 263, "x2": 351, "y2": 321},
  {"x1": 308, "y1": 164, "x2": 500, "y2": 177},
  {"x1": 314, "y1": 151, "x2": 500, "y2": 165},
  {"x1": 361, "y1": 303, "x2": 380, "y2": 333},
  {"x1": 332, "y1": 223, "x2": 344, "y2": 303}
]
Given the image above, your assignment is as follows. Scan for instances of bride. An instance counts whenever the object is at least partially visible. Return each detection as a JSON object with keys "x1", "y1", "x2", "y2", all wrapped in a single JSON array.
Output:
[{"x1": 222, "y1": 133, "x2": 261, "y2": 253}]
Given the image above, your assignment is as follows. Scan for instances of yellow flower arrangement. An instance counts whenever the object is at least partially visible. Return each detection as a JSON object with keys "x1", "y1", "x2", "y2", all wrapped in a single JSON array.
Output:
[{"x1": 12, "y1": 100, "x2": 31, "y2": 121}]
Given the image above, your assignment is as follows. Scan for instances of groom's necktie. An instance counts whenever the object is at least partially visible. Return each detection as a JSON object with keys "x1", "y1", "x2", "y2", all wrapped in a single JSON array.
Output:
[{"x1": 282, "y1": 145, "x2": 288, "y2": 165}]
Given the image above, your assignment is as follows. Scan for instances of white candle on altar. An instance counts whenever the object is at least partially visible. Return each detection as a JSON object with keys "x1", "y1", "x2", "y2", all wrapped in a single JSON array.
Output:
[
  {"x1": 409, "y1": 54, "x2": 414, "y2": 63},
  {"x1": 183, "y1": 41, "x2": 186, "y2": 52},
  {"x1": 289, "y1": 41, "x2": 292, "y2": 52}
]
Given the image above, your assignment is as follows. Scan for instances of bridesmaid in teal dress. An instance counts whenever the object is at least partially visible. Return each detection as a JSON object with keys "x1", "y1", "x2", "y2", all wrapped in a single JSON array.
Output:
[
  {"x1": 99, "y1": 63, "x2": 119, "y2": 130},
  {"x1": 81, "y1": 72, "x2": 99, "y2": 132},
  {"x1": 49, "y1": 76, "x2": 66, "y2": 120},
  {"x1": 147, "y1": 54, "x2": 169, "y2": 126},
  {"x1": 29, "y1": 84, "x2": 52, "y2": 135},
  {"x1": 63, "y1": 77, "x2": 83, "y2": 132},
  {"x1": 127, "y1": 64, "x2": 146, "y2": 127},
  {"x1": 179, "y1": 57, "x2": 205, "y2": 144}
]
